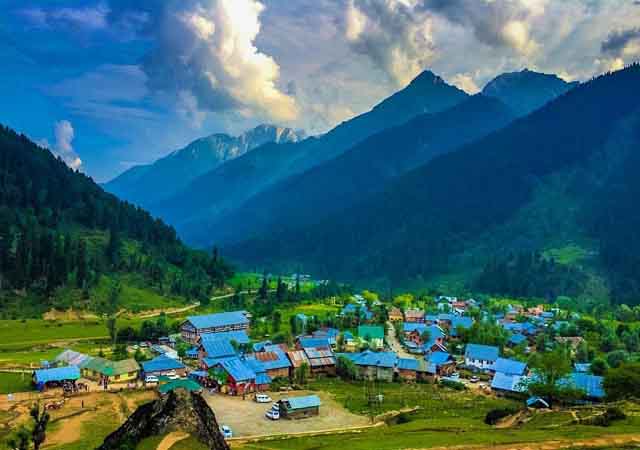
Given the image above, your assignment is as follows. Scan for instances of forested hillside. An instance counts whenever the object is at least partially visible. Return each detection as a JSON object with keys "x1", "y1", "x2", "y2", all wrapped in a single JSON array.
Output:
[
  {"x1": 155, "y1": 70, "x2": 469, "y2": 244},
  {"x1": 0, "y1": 125, "x2": 232, "y2": 316},
  {"x1": 227, "y1": 65, "x2": 640, "y2": 304},
  {"x1": 196, "y1": 94, "x2": 516, "y2": 245}
]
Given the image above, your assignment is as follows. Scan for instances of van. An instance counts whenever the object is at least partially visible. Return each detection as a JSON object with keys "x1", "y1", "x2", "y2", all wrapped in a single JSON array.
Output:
[{"x1": 255, "y1": 393, "x2": 272, "y2": 403}]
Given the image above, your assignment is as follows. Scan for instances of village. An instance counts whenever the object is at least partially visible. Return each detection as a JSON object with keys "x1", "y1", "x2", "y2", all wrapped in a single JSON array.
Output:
[{"x1": 2, "y1": 287, "x2": 624, "y2": 450}]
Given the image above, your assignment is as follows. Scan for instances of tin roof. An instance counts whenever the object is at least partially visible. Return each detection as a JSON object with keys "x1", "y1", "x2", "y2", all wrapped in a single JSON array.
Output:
[
  {"x1": 186, "y1": 311, "x2": 249, "y2": 330},
  {"x1": 34, "y1": 366, "x2": 80, "y2": 384},
  {"x1": 142, "y1": 355, "x2": 185, "y2": 373},
  {"x1": 284, "y1": 395, "x2": 321, "y2": 410}
]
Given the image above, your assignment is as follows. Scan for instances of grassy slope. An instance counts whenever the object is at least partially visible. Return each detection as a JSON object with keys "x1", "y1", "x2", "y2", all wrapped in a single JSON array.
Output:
[{"x1": 244, "y1": 380, "x2": 640, "y2": 450}]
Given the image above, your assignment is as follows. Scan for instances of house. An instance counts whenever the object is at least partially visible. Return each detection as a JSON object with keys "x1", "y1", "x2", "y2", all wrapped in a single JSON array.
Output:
[
  {"x1": 574, "y1": 363, "x2": 591, "y2": 373},
  {"x1": 348, "y1": 351, "x2": 397, "y2": 382},
  {"x1": 313, "y1": 328, "x2": 340, "y2": 346},
  {"x1": 437, "y1": 313, "x2": 454, "y2": 327},
  {"x1": 150, "y1": 344, "x2": 178, "y2": 360},
  {"x1": 492, "y1": 358, "x2": 528, "y2": 376},
  {"x1": 396, "y1": 357, "x2": 432, "y2": 382},
  {"x1": 425, "y1": 351, "x2": 456, "y2": 376},
  {"x1": 181, "y1": 311, "x2": 250, "y2": 344},
  {"x1": 555, "y1": 336, "x2": 585, "y2": 351},
  {"x1": 33, "y1": 366, "x2": 80, "y2": 391},
  {"x1": 358, "y1": 325, "x2": 385, "y2": 350},
  {"x1": 464, "y1": 344, "x2": 500, "y2": 371},
  {"x1": 214, "y1": 357, "x2": 256, "y2": 395},
  {"x1": 81, "y1": 358, "x2": 140, "y2": 385},
  {"x1": 243, "y1": 358, "x2": 273, "y2": 391},
  {"x1": 303, "y1": 347, "x2": 336, "y2": 376},
  {"x1": 248, "y1": 344, "x2": 291, "y2": 379},
  {"x1": 286, "y1": 350, "x2": 310, "y2": 373},
  {"x1": 424, "y1": 314, "x2": 438, "y2": 325},
  {"x1": 279, "y1": 395, "x2": 321, "y2": 419},
  {"x1": 491, "y1": 372, "x2": 528, "y2": 397},
  {"x1": 564, "y1": 373, "x2": 605, "y2": 401},
  {"x1": 199, "y1": 330, "x2": 250, "y2": 346},
  {"x1": 141, "y1": 355, "x2": 187, "y2": 377},
  {"x1": 404, "y1": 309, "x2": 425, "y2": 323},
  {"x1": 297, "y1": 337, "x2": 331, "y2": 350},
  {"x1": 198, "y1": 336, "x2": 237, "y2": 365},
  {"x1": 54, "y1": 349, "x2": 92, "y2": 367},
  {"x1": 388, "y1": 307, "x2": 404, "y2": 322},
  {"x1": 403, "y1": 323, "x2": 445, "y2": 348},
  {"x1": 449, "y1": 317, "x2": 474, "y2": 338},
  {"x1": 507, "y1": 334, "x2": 528, "y2": 347},
  {"x1": 340, "y1": 303, "x2": 373, "y2": 321}
]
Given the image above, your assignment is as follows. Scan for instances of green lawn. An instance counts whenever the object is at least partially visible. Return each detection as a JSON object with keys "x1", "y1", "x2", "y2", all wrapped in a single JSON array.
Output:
[
  {"x1": 170, "y1": 436, "x2": 210, "y2": 450},
  {"x1": 243, "y1": 380, "x2": 640, "y2": 450},
  {"x1": 0, "y1": 372, "x2": 33, "y2": 394}
]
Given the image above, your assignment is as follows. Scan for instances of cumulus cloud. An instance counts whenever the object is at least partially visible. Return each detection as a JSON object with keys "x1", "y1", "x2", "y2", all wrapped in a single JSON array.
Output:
[
  {"x1": 596, "y1": 27, "x2": 640, "y2": 73},
  {"x1": 345, "y1": 0, "x2": 436, "y2": 87},
  {"x1": 54, "y1": 120, "x2": 82, "y2": 170},
  {"x1": 344, "y1": 0, "x2": 546, "y2": 87},
  {"x1": 450, "y1": 73, "x2": 480, "y2": 94},
  {"x1": 140, "y1": 0, "x2": 297, "y2": 126}
]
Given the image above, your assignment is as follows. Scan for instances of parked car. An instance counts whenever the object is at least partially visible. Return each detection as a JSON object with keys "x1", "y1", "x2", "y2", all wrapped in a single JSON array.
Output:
[
  {"x1": 255, "y1": 393, "x2": 272, "y2": 403},
  {"x1": 265, "y1": 409, "x2": 280, "y2": 420},
  {"x1": 144, "y1": 375, "x2": 159, "y2": 384},
  {"x1": 167, "y1": 374, "x2": 180, "y2": 380},
  {"x1": 221, "y1": 425, "x2": 233, "y2": 439},
  {"x1": 449, "y1": 372, "x2": 460, "y2": 380},
  {"x1": 271, "y1": 402, "x2": 280, "y2": 411},
  {"x1": 470, "y1": 376, "x2": 480, "y2": 383}
]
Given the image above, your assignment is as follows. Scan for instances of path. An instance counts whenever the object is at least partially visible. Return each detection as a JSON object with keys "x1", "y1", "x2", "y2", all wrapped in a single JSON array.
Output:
[
  {"x1": 386, "y1": 321, "x2": 414, "y2": 358},
  {"x1": 157, "y1": 431, "x2": 190, "y2": 450},
  {"x1": 136, "y1": 302, "x2": 201, "y2": 319}
]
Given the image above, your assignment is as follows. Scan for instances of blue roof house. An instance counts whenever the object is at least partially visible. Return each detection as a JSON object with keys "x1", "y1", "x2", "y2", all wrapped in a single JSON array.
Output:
[
  {"x1": 492, "y1": 358, "x2": 528, "y2": 376},
  {"x1": 464, "y1": 344, "x2": 500, "y2": 371},
  {"x1": 491, "y1": 372, "x2": 528, "y2": 396},
  {"x1": 181, "y1": 311, "x2": 250, "y2": 344},
  {"x1": 33, "y1": 366, "x2": 80, "y2": 391},
  {"x1": 142, "y1": 355, "x2": 186, "y2": 376}
]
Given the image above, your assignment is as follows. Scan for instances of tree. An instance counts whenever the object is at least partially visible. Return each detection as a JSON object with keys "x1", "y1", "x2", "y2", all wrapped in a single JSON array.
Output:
[
  {"x1": 30, "y1": 403, "x2": 50, "y2": 450},
  {"x1": 258, "y1": 272, "x2": 268, "y2": 300},
  {"x1": 590, "y1": 357, "x2": 608, "y2": 376},
  {"x1": 527, "y1": 348, "x2": 580, "y2": 404},
  {"x1": 106, "y1": 316, "x2": 117, "y2": 347},
  {"x1": 420, "y1": 330, "x2": 432, "y2": 345},
  {"x1": 603, "y1": 362, "x2": 640, "y2": 400},
  {"x1": 106, "y1": 223, "x2": 121, "y2": 268},
  {"x1": 7, "y1": 427, "x2": 29, "y2": 450},
  {"x1": 294, "y1": 362, "x2": 310, "y2": 385},
  {"x1": 336, "y1": 355, "x2": 358, "y2": 380},
  {"x1": 606, "y1": 350, "x2": 629, "y2": 369},
  {"x1": 272, "y1": 311, "x2": 282, "y2": 333}
]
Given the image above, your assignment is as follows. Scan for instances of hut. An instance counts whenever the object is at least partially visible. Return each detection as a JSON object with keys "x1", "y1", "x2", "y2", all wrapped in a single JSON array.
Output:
[
  {"x1": 33, "y1": 366, "x2": 80, "y2": 391},
  {"x1": 279, "y1": 395, "x2": 321, "y2": 419}
]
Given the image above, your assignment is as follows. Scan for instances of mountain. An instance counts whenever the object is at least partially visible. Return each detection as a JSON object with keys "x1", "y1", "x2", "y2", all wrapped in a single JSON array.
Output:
[
  {"x1": 227, "y1": 65, "x2": 640, "y2": 303},
  {"x1": 482, "y1": 68, "x2": 579, "y2": 116},
  {"x1": 184, "y1": 94, "x2": 516, "y2": 246},
  {"x1": 0, "y1": 125, "x2": 232, "y2": 317},
  {"x1": 156, "y1": 70, "x2": 469, "y2": 239},
  {"x1": 176, "y1": 69, "x2": 577, "y2": 247},
  {"x1": 104, "y1": 124, "x2": 304, "y2": 207}
]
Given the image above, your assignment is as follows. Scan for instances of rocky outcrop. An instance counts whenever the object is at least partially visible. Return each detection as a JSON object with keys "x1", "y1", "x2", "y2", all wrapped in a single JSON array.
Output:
[{"x1": 97, "y1": 390, "x2": 229, "y2": 450}]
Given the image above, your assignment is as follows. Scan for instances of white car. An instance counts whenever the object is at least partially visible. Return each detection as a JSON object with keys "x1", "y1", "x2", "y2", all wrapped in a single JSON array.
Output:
[
  {"x1": 265, "y1": 409, "x2": 280, "y2": 420},
  {"x1": 255, "y1": 393, "x2": 272, "y2": 403},
  {"x1": 145, "y1": 375, "x2": 159, "y2": 384},
  {"x1": 167, "y1": 374, "x2": 180, "y2": 380},
  {"x1": 221, "y1": 425, "x2": 233, "y2": 439}
]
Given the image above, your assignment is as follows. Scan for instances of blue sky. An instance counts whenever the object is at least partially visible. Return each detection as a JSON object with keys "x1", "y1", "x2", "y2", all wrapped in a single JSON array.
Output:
[{"x1": 2, "y1": 0, "x2": 639, "y2": 182}]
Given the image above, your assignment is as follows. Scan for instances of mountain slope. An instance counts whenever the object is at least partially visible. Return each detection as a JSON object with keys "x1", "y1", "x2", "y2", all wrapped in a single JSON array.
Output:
[
  {"x1": 226, "y1": 65, "x2": 640, "y2": 300},
  {"x1": 154, "y1": 71, "x2": 469, "y2": 237},
  {"x1": 104, "y1": 124, "x2": 304, "y2": 207},
  {"x1": 185, "y1": 94, "x2": 516, "y2": 246},
  {"x1": 183, "y1": 69, "x2": 577, "y2": 247},
  {"x1": 482, "y1": 68, "x2": 578, "y2": 116},
  {"x1": 0, "y1": 125, "x2": 232, "y2": 316}
]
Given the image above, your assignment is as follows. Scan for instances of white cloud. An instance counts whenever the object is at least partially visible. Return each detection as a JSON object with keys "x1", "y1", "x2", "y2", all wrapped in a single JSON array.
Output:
[
  {"x1": 54, "y1": 120, "x2": 82, "y2": 170},
  {"x1": 450, "y1": 73, "x2": 480, "y2": 94},
  {"x1": 141, "y1": 0, "x2": 298, "y2": 126},
  {"x1": 20, "y1": 3, "x2": 109, "y2": 30}
]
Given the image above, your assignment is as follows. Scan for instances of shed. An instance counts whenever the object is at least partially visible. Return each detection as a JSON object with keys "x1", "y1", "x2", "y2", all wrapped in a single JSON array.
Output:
[
  {"x1": 158, "y1": 379, "x2": 202, "y2": 394},
  {"x1": 33, "y1": 366, "x2": 80, "y2": 391},
  {"x1": 142, "y1": 355, "x2": 186, "y2": 377},
  {"x1": 279, "y1": 395, "x2": 321, "y2": 419}
]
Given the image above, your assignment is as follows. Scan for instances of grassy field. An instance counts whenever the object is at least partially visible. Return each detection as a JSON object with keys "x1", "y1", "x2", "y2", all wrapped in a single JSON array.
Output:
[
  {"x1": 0, "y1": 373, "x2": 33, "y2": 394},
  {"x1": 241, "y1": 380, "x2": 640, "y2": 450}
]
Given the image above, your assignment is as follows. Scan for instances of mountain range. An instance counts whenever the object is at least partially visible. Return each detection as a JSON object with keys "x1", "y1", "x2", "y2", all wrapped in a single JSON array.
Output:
[
  {"x1": 226, "y1": 64, "x2": 640, "y2": 303},
  {"x1": 104, "y1": 124, "x2": 305, "y2": 207}
]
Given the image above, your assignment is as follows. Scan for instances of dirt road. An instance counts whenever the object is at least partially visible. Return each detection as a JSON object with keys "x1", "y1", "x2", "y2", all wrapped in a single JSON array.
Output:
[{"x1": 386, "y1": 321, "x2": 414, "y2": 359}]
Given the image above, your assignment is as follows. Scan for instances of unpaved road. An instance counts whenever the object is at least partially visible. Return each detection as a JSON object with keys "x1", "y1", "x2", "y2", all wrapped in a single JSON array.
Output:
[
  {"x1": 386, "y1": 321, "x2": 414, "y2": 359},
  {"x1": 205, "y1": 390, "x2": 368, "y2": 438},
  {"x1": 157, "y1": 431, "x2": 190, "y2": 450}
]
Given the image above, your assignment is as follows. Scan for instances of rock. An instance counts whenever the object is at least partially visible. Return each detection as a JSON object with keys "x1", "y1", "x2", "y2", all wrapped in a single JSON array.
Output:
[{"x1": 97, "y1": 390, "x2": 230, "y2": 450}]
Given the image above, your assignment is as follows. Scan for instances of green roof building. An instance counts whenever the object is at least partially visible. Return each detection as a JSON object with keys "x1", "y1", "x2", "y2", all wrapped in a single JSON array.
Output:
[{"x1": 358, "y1": 325, "x2": 385, "y2": 349}]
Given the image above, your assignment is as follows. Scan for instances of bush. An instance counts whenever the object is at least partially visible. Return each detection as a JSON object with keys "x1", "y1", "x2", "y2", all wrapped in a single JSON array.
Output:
[
  {"x1": 440, "y1": 379, "x2": 465, "y2": 390},
  {"x1": 580, "y1": 406, "x2": 626, "y2": 427},
  {"x1": 484, "y1": 407, "x2": 520, "y2": 425}
]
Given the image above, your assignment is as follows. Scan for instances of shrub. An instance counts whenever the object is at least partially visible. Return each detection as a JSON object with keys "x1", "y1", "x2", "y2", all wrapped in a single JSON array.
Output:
[
  {"x1": 440, "y1": 379, "x2": 465, "y2": 390},
  {"x1": 484, "y1": 407, "x2": 520, "y2": 425}
]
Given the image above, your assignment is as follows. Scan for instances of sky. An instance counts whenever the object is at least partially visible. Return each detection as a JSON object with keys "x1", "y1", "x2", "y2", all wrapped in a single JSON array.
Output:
[{"x1": 1, "y1": 0, "x2": 639, "y2": 182}]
